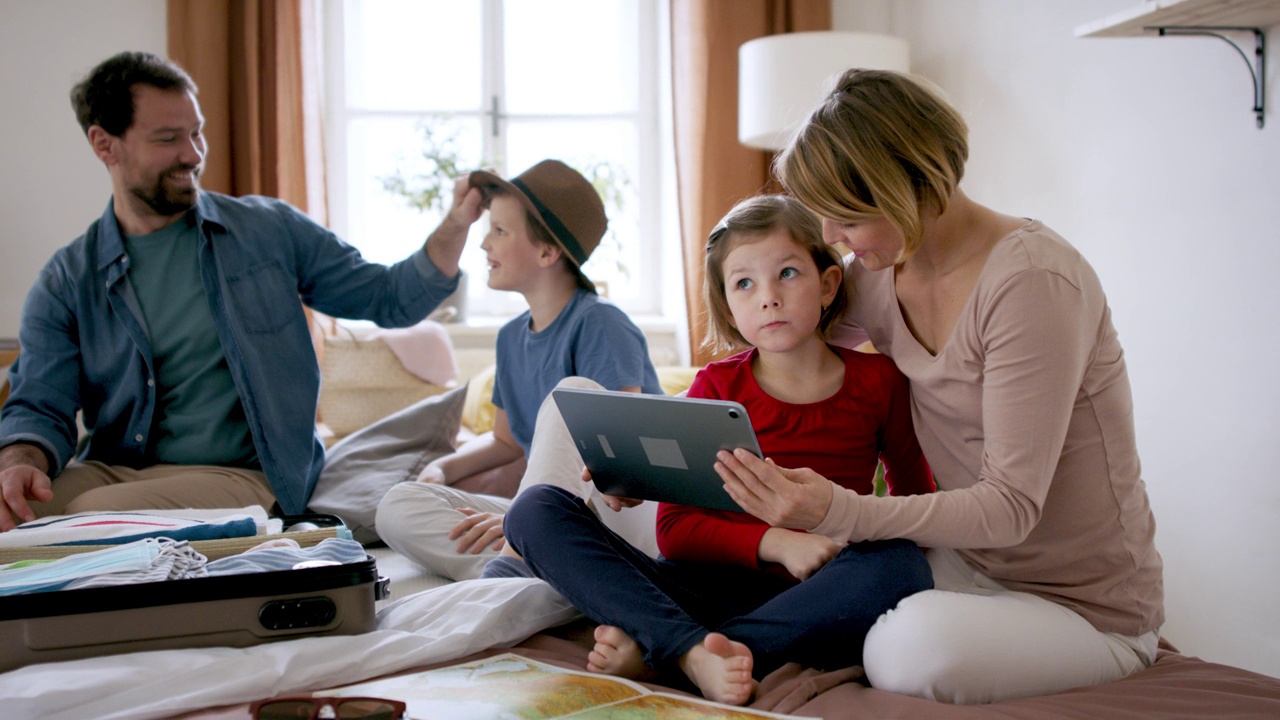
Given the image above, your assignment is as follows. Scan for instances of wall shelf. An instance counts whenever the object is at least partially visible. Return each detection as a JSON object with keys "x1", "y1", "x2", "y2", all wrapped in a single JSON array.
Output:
[
  {"x1": 1076, "y1": 0, "x2": 1280, "y2": 38},
  {"x1": 1076, "y1": 0, "x2": 1279, "y2": 127}
]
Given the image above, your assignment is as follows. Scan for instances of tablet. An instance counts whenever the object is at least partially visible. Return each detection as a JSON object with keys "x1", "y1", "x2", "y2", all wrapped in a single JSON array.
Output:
[{"x1": 551, "y1": 387, "x2": 761, "y2": 512}]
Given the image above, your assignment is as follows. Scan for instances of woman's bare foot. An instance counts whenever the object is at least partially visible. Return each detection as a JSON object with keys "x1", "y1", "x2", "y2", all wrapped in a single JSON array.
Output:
[
  {"x1": 587, "y1": 625, "x2": 655, "y2": 680},
  {"x1": 678, "y1": 632, "x2": 755, "y2": 706}
]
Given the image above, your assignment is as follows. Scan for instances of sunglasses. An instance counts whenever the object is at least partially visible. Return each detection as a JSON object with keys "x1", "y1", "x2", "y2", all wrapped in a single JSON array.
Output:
[{"x1": 249, "y1": 696, "x2": 406, "y2": 720}]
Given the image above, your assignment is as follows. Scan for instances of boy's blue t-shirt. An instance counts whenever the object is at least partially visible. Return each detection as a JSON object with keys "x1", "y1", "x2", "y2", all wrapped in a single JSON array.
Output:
[{"x1": 492, "y1": 289, "x2": 663, "y2": 454}]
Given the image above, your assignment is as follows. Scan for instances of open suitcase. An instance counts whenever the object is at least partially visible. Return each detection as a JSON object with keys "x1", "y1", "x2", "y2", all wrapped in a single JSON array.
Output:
[{"x1": 0, "y1": 515, "x2": 387, "y2": 673}]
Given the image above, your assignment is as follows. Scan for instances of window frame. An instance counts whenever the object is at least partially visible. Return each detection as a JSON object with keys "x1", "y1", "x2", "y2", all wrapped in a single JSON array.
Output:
[{"x1": 320, "y1": 0, "x2": 670, "y2": 321}]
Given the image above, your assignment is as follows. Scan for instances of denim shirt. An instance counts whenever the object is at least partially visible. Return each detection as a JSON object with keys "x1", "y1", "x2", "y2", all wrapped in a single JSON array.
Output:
[{"x1": 0, "y1": 192, "x2": 458, "y2": 514}]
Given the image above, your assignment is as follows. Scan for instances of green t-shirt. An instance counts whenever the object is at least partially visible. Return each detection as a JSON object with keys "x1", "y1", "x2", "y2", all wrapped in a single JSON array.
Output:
[{"x1": 123, "y1": 214, "x2": 258, "y2": 468}]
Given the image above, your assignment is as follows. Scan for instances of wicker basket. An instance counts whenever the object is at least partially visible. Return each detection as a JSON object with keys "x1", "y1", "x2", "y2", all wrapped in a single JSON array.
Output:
[{"x1": 318, "y1": 335, "x2": 449, "y2": 438}]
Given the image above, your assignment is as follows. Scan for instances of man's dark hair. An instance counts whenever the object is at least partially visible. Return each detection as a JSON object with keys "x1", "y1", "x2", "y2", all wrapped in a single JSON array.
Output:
[{"x1": 70, "y1": 51, "x2": 198, "y2": 137}]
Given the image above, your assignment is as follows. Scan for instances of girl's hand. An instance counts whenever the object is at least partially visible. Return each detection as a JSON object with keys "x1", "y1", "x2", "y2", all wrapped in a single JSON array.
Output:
[
  {"x1": 758, "y1": 528, "x2": 840, "y2": 580},
  {"x1": 717, "y1": 449, "x2": 833, "y2": 530},
  {"x1": 582, "y1": 466, "x2": 643, "y2": 512}
]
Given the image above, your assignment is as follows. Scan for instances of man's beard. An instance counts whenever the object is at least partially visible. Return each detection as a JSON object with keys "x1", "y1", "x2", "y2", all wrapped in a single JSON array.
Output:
[{"x1": 132, "y1": 164, "x2": 201, "y2": 216}]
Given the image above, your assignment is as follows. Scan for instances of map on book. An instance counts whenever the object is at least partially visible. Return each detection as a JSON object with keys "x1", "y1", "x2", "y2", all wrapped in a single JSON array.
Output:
[{"x1": 319, "y1": 652, "x2": 804, "y2": 719}]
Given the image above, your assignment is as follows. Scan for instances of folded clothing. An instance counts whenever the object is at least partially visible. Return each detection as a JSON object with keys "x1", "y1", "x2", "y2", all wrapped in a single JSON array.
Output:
[
  {"x1": 0, "y1": 508, "x2": 265, "y2": 548},
  {"x1": 206, "y1": 537, "x2": 367, "y2": 576},
  {"x1": 0, "y1": 538, "x2": 208, "y2": 596}
]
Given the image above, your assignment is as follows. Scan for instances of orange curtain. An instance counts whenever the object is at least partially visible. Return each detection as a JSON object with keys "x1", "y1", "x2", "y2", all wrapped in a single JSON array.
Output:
[
  {"x1": 166, "y1": 0, "x2": 327, "y2": 223},
  {"x1": 168, "y1": 0, "x2": 330, "y2": 378},
  {"x1": 670, "y1": 0, "x2": 830, "y2": 366}
]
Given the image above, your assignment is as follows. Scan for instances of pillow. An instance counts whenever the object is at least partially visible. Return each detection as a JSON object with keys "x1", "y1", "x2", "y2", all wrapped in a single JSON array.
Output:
[
  {"x1": 308, "y1": 384, "x2": 467, "y2": 544},
  {"x1": 461, "y1": 363, "x2": 498, "y2": 434},
  {"x1": 655, "y1": 365, "x2": 700, "y2": 396}
]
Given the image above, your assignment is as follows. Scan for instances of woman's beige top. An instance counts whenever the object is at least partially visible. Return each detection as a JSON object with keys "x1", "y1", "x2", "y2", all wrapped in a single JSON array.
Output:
[{"x1": 822, "y1": 220, "x2": 1163, "y2": 636}]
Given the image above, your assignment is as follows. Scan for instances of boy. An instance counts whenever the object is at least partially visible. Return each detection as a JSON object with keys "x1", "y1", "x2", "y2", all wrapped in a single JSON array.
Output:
[{"x1": 376, "y1": 160, "x2": 663, "y2": 580}]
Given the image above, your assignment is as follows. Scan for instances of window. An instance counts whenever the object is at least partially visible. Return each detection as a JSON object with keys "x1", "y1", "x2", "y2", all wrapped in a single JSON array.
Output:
[{"x1": 321, "y1": 0, "x2": 676, "y2": 322}]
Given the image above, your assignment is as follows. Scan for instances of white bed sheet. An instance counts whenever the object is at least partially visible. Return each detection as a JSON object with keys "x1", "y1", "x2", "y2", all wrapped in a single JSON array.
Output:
[{"x1": 0, "y1": 577, "x2": 577, "y2": 720}]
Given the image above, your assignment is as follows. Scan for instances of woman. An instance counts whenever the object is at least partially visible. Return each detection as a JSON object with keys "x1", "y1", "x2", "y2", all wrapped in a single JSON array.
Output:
[{"x1": 714, "y1": 69, "x2": 1164, "y2": 704}]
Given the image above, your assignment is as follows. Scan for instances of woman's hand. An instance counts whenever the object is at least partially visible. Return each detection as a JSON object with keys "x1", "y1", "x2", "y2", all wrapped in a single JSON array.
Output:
[
  {"x1": 758, "y1": 528, "x2": 840, "y2": 580},
  {"x1": 717, "y1": 449, "x2": 833, "y2": 530}
]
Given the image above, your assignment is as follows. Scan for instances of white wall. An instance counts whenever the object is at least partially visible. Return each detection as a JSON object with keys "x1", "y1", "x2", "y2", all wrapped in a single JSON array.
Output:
[
  {"x1": 835, "y1": 0, "x2": 1280, "y2": 678},
  {"x1": 0, "y1": 0, "x2": 168, "y2": 337}
]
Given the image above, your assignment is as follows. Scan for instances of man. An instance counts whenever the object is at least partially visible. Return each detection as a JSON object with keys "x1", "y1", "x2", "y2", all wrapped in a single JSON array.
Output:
[{"x1": 0, "y1": 51, "x2": 482, "y2": 530}]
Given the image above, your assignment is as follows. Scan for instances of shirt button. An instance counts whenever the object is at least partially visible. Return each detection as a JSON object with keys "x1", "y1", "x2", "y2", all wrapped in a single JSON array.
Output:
[
  {"x1": 135, "y1": 434, "x2": 144, "y2": 442},
  {"x1": 147, "y1": 379, "x2": 155, "y2": 387}
]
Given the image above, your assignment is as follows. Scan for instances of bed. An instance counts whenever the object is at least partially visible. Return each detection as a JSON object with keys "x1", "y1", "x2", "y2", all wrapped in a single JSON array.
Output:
[
  {"x1": 3, "y1": 557, "x2": 1278, "y2": 720},
  {"x1": 3, "y1": 347, "x2": 1277, "y2": 718}
]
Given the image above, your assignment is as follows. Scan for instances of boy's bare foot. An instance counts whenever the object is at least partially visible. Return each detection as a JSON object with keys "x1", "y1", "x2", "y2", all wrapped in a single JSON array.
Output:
[
  {"x1": 587, "y1": 625, "x2": 655, "y2": 680},
  {"x1": 678, "y1": 632, "x2": 756, "y2": 706}
]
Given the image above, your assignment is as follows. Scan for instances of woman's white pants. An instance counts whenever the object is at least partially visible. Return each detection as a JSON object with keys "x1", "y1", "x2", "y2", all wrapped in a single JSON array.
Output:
[{"x1": 863, "y1": 547, "x2": 1158, "y2": 704}]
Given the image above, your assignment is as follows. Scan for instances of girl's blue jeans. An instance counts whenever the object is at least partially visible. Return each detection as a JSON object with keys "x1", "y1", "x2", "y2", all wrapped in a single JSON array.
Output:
[{"x1": 504, "y1": 484, "x2": 933, "y2": 678}]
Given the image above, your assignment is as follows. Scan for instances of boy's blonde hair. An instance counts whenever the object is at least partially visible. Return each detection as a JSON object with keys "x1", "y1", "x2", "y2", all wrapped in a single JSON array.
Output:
[
  {"x1": 774, "y1": 69, "x2": 968, "y2": 263},
  {"x1": 701, "y1": 194, "x2": 848, "y2": 354}
]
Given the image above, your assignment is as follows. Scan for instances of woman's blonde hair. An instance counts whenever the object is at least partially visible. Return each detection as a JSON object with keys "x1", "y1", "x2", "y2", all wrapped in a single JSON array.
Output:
[
  {"x1": 701, "y1": 194, "x2": 848, "y2": 354},
  {"x1": 775, "y1": 69, "x2": 968, "y2": 262}
]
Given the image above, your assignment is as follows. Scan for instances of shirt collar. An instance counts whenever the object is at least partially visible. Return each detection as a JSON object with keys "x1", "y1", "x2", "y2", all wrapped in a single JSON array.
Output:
[{"x1": 94, "y1": 191, "x2": 226, "y2": 273}]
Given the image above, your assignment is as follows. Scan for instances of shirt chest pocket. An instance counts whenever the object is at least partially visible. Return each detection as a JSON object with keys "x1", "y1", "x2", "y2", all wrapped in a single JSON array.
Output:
[{"x1": 225, "y1": 261, "x2": 302, "y2": 335}]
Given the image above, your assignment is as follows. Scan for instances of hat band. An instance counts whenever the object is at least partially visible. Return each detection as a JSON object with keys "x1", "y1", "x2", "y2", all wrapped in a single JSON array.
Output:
[{"x1": 511, "y1": 177, "x2": 589, "y2": 266}]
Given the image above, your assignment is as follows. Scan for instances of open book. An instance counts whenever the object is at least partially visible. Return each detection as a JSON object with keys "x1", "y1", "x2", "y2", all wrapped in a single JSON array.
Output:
[{"x1": 319, "y1": 652, "x2": 805, "y2": 719}]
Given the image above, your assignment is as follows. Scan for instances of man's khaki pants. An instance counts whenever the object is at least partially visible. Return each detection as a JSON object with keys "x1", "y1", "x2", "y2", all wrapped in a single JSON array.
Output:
[{"x1": 28, "y1": 461, "x2": 277, "y2": 517}]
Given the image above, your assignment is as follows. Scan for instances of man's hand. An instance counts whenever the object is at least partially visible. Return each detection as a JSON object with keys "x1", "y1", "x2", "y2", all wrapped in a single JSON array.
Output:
[
  {"x1": 446, "y1": 174, "x2": 485, "y2": 228},
  {"x1": 757, "y1": 528, "x2": 840, "y2": 581},
  {"x1": 448, "y1": 507, "x2": 506, "y2": 554},
  {"x1": 0, "y1": 444, "x2": 54, "y2": 532},
  {"x1": 424, "y1": 175, "x2": 485, "y2": 277}
]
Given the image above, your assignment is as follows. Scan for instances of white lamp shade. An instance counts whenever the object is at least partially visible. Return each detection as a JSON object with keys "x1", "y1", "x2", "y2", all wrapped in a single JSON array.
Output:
[{"x1": 739, "y1": 31, "x2": 910, "y2": 151}]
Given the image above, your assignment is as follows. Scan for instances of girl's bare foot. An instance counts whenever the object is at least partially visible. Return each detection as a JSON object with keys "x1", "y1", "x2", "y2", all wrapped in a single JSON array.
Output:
[
  {"x1": 587, "y1": 625, "x2": 655, "y2": 680},
  {"x1": 678, "y1": 632, "x2": 756, "y2": 706}
]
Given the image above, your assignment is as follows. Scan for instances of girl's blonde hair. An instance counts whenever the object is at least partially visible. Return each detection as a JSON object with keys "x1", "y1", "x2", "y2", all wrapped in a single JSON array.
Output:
[
  {"x1": 702, "y1": 194, "x2": 848, "y2": 354},
  {"x1": 774, "y1": 69, "x2": 968, "y2": 263}
]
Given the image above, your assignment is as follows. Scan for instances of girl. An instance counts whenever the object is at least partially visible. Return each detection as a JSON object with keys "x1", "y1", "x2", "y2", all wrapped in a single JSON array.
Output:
[{"x1": 501, "y1": 194, "x2": 934, "y2": 705}]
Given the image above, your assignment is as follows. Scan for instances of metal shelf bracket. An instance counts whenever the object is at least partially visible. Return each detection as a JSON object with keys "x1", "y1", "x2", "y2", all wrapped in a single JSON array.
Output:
[{"x1": 1150, "y1": 26, "x2": 1266, "y2": 128}]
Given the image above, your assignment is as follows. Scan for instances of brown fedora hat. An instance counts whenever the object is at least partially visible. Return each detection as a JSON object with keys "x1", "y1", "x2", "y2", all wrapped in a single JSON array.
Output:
[{"x1": 468, "y1": 160, "x2": 607, "y2": 280}]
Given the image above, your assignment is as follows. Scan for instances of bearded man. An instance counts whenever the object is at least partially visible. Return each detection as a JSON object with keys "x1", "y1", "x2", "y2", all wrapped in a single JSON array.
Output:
[{"x1": 0, "y1": 51, "x2": 483, "y2": 529}]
